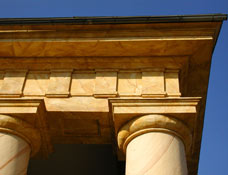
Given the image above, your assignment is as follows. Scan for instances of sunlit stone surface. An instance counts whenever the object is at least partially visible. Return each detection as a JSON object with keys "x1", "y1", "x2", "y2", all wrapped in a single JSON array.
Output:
[
  {"x1": 126, "y1": 132, "x2": 187, "y2": 175},
  {"x1": 0, "y1": 133, "x2": 31, "y2": 175},
  {"x1": 0, "y1": 15, "x2": 226, "y2": 175}
]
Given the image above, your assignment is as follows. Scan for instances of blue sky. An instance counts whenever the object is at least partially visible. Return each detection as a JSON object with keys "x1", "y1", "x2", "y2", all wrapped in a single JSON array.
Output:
[{"x1": 0, "y1": 0, "x2": 227, "y2": 174}]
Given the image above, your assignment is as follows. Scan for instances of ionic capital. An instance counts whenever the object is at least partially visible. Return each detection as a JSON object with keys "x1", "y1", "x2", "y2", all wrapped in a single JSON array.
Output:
[
  {"x1": 0, "y1": 114, "x2": 41, "y2": 156},
  {"x1": 117, "y1": 114, "x2": 192, "y2": 154}
]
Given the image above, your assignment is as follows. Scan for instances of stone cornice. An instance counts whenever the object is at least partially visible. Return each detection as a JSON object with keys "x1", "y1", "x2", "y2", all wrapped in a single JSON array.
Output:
[{"x1": 0, "y1": 114, "x2": 41, "y2": 156}]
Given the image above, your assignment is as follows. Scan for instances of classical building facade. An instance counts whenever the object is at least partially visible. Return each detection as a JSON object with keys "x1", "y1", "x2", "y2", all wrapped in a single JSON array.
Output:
[{"x1": 0, "y1": 14, "x2": 227, "y2": 175}]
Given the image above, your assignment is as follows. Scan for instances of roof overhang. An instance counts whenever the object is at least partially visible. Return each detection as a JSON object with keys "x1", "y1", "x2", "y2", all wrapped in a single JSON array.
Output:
[
  {"x1": 0, "y1": 14, "x2": 227, "y2": 174},
  {"x1": 0, "y1": 15, "x2": 226, "y2": 57}
]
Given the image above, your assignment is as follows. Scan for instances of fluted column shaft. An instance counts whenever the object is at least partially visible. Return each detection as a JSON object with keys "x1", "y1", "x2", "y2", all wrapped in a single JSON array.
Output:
[{"x1": 117, "y1": 114, "x2": 192, "y2": 175}]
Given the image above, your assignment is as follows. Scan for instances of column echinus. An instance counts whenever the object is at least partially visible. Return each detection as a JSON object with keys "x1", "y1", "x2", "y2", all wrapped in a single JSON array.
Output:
[
  {"x1": 0, "y1": 115, "x2": 41, "y2": 175},
  {"x1": 118, "y1": 114, "x2": 192, "y2": 175}
]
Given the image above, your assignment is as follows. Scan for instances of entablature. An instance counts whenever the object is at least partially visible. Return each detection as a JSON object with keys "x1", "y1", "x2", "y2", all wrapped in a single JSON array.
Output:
[
  {"x1": 0, "y1": 68, "x2": 182, "y2": 98},
  {"x1": 0, "y1": 18, "x2": 224, "y2": 175}
]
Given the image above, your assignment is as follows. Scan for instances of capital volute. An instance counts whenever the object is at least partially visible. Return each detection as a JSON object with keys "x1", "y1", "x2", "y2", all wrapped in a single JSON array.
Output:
[
  {"x1": 117, "y1": 114, "x2": 192, "y2": 154},
  {"x1": 0, "y1": 114, "x2": 41, "y2": 157}
]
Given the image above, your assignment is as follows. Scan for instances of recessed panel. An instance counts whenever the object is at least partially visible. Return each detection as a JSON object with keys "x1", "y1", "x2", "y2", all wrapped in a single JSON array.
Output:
[{"x1": 63, "y1": 119, "x2": 100, "y2": 136}]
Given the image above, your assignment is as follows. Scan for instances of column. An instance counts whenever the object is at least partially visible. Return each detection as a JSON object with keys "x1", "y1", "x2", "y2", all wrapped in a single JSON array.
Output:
[
  {"x1": 117, "y1": 114, "x2": 192, "y2": 175},
  {"x1": 0, "y1": 115, "x2": 41, "y2": 175}
]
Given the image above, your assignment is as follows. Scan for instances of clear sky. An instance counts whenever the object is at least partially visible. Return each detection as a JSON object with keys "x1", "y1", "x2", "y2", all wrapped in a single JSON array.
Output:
[{"x1": 0, "y1": 0, "x2": 227, "y2": 174}]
